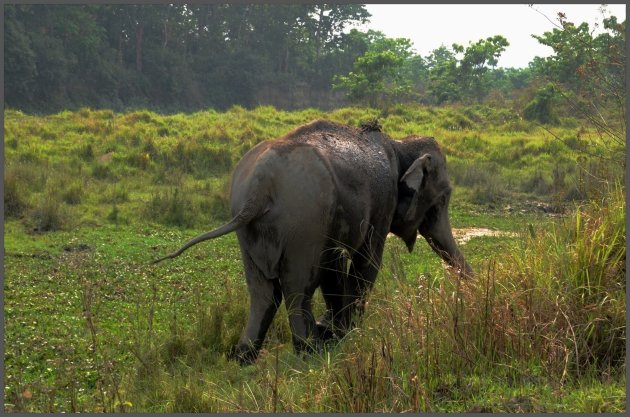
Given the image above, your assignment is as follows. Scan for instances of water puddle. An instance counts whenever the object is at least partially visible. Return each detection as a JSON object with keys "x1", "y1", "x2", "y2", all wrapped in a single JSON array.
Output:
[
  {"x1": 388, "y1": 228, "x2": 517, "y2": 244},
  {"x1": 451, "y1": 228, "x2": 517, "y2": 244}
]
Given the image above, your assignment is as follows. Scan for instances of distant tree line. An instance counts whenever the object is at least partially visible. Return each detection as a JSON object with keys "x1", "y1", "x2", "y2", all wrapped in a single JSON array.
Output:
[{"x1": 5, "y1": 4, "x2": 626, "y2": 123}]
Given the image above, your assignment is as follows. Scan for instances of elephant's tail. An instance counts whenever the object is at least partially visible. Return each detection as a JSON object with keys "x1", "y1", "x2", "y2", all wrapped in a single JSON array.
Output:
[{"x1": 151, "y1": 206, "x2": 257, "y2": 264}]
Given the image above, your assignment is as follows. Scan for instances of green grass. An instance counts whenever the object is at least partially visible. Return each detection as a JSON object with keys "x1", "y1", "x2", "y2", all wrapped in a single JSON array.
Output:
[
  {"x1": 5, "y1": 104, "x2": 619, "y2": 230},
  {"x1": 3, "y1": 105, "x2": 625, "y2": 412}
]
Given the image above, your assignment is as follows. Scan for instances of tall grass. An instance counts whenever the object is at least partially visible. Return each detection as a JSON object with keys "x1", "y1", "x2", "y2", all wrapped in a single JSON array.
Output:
[
  {"x1": 122, "y1": 186, "x2": 625, "y2": 412},
  {"x1": 4, "y1": 106, "x2": 625, "y2": 412},
  {"x1": 4, "y1": 105, "x2": 603, "y2": 231}
]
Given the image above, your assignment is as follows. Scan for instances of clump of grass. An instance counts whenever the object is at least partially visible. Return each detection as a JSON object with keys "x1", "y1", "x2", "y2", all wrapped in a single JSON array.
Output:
[
  {"x1": 145, "y1": 187, "x2": 195, "y2": 228},
  {"x1": 4, "y1": 165, "x2": 30, "y2": 218},
  {"x1": 79, "y1": 143, "x2": 94, "y2": 161},
  {"x1": 520, "y1": 170, "x2": 551, "y2": 195},
  {"x1": 518, "y1": 184, "x2": 626, "y2": 374},
  {"x1": 449, "y1": 161, "x2": 508, "y2": 205},
  {"x1": 30, "y1": 191, "x2": 73, "y2": 232},
  {"x1": 165, "y1": 140, "x2": 233, "y2": 178},
  {"x1": 107, "y1": 204, "x2": 120, "y2": 224},
  {"x1": 125, "y1": 152, "x2": 152, "y2": 170},
  {"x1": 91, "y1": 164, "x2": 117, "y2": 181},
  {"x1": 61, "y1": 182, "x2": 84, "y2": 205},
  {"x1": 98, "y1": 185, "x2": 129, "y2": 205}
]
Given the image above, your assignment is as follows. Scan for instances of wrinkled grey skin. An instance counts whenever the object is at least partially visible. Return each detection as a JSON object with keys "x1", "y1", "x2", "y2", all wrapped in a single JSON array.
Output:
[{"x1": 153, "y1": 120, "x2": 472, "y2": 364}]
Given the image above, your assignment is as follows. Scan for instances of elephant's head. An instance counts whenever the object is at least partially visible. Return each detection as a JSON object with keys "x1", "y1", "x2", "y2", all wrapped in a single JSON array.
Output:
[{"x1": 390, "y1": 137, "x2": 473, "y2": 277}]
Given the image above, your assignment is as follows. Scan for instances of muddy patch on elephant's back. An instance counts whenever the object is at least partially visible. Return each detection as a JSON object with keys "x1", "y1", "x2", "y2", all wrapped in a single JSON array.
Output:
[{"x1": 451, "y1": 227, "x2": 517, "y2": 244}]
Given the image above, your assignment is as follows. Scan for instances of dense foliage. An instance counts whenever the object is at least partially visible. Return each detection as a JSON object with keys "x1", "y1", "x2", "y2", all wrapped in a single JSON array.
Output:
[
  {"x1": 5, "y1": 4, "x2": 370, "y2": 112},
  {"x1": 5, "y1": 4, "x2": 625, "y2": 117}
]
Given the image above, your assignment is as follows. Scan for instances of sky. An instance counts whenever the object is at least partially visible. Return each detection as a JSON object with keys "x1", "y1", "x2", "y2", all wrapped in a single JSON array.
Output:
[{"x1": 363, "y1": 4, "x2": 626, "y2": 68}]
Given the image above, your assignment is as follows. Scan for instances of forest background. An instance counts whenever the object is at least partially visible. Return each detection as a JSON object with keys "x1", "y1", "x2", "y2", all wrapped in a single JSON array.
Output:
[{"x1": 5, "y1": 3, "x2": 625, "y2": 120}]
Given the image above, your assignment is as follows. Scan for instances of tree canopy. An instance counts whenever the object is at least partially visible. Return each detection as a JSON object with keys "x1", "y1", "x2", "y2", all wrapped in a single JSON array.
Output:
[{"x1": 4, "y1": 4, "x2": 626, "y2": 121}]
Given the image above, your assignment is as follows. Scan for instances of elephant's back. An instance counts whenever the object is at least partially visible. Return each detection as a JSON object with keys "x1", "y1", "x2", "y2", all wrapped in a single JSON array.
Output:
[
  {"x1": 231, "y1": 119, "x2": 398, "y2": 248},
  {"x1": 279, "y1": 120, "x2": 400, "y2": 247},
  {"x1": 231, "y1": 136, "x2": 338, "y2": 279}
]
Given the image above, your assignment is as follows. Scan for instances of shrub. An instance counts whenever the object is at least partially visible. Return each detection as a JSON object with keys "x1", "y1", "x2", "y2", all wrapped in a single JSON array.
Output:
[
  {"x1": 62, "y1": 182, "x2": 84, "y2": 205},
  {"x1": 4, "y1": 166, "x2": 29, "y2": 218},
  {"x1": 91, "y1": 164, "x2": 117, "y2": 181},
  {"x1": 523, "y1": 83, "x2": 559, "y2": 124},
  {"x1": 31, "y1": 192, "x2": 71, "y2": 232},
  {"x1": 166, "y1": 141, "x2": 233, "y2": 178},
  {"x1": 145, "y1": 187, "x2": 195, "y2": 228},
  {"x1": 520, "y1": 170, "x2": 551, "y2": 195},
  {"x1": 512, "y1": 185, "x2": 626, "y2": 373}
]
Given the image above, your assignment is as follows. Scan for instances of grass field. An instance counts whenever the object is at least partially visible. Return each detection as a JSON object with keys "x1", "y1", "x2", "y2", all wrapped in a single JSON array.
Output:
[{"x1": 3, "y1": 105, "x2": 625, "y2": 412}]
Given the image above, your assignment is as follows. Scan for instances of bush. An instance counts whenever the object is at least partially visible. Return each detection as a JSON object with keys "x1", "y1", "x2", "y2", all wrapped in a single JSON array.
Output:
[
  {"x1": 31, "y1": 192, "x2": 72, "y2": 232},
  {"x1": 62, "y1": 182, "x2": 84, "y2": 205},
  {"x1": 4, "y1": 166, "x2": 29, "y2": 218},
  {"x1": 513, "y1": 185, "x2": 626, "y2": 373},
  {"x1": 91, "y1": 164, "x2": 117, "y2": 181},
  {"x1": 145, "y1": 187, "x2": 195, "y2": 228},
  {"x1": 166, "y1": 141, "x2": 233, "y2": 178},
  {"x1": 523, "y1": 83, "x2": 559, "y2": 124}
]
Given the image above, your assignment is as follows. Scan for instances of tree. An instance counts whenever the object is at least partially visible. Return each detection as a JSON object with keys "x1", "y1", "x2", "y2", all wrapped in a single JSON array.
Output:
[
  {"x1": 333, "y1": 31, "x2": 414, "y2": 107},
  {"x1": 523, "y1": 83, "x2": 559, "y2": 124},
  {"x1": 309, "y1": 4, "x2": 370, "y2": 60},
  {"x1": 454, "y1": 35, "x2": 510, "y2": 102},
  {"x1": 4, "y1": 6, "x2": 38, "y2": 109},
  {"x1": 425, "y1": 45, "x2": 460, "y2": 104},
  {"x1": 531, "y1": 10, "x2": 626, "y2": 152}
]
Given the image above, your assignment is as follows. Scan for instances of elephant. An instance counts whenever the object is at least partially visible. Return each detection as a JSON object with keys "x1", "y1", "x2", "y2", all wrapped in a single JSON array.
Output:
[{"x1": 153, "y1": 119, "x2": 472, "y2": 364}]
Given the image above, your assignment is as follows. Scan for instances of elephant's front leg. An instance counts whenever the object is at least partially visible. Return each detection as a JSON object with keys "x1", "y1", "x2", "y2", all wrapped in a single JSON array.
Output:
[
  {"x1": 345, "y1": 236, "x2": 387, "y2": 326},
  {"x1": 317, "y1": 254, "x2": 352, "y2": 341},
  {"x1": 230, "y1": 258, "x2": 283, "y2": 365}
]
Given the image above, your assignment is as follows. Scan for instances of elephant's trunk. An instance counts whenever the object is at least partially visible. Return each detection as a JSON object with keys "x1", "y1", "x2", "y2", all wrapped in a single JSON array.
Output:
[{"x1": 419, "y1": 207, "x2": 473, "y2": 278}]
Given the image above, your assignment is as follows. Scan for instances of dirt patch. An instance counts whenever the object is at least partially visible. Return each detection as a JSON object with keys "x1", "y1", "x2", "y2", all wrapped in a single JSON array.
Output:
[
  {"x1": 452, "y1": 227, "x2": 517, "y2": 244},
  {"x1": 388, "y1": 227, "x2": 517, "y2": 244},
  {"x1": 98, "y1": 151, "x2": 114, "y2": 163}
]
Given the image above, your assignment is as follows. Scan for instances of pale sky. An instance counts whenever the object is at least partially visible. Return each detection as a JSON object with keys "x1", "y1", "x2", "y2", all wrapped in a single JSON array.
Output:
[{"x1": 363, "y1": 4, "x2": 626, "y2": 68}]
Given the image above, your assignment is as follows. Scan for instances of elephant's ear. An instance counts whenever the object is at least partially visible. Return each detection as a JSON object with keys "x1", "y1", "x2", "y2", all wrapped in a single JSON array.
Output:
[
  {"x1": 400, "y1": 153, "x2": 432, "y2": 221},
  {"x1": 401, "y1": 153, "x2": 432, "y2": 192}
]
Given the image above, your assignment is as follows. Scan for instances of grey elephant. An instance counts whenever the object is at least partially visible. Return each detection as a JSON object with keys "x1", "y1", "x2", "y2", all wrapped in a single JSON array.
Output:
[{"x1": 153, "y1": 120, "x2": 472, "y2": 364}]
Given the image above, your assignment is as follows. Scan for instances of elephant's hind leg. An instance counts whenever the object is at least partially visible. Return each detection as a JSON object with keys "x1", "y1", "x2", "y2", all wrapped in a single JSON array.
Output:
[
  {"x1": 279, "y1": 249, "x2": 321, "y2": 355},
  {"x1": 230, "y1": 256, "x2": 282, "y2": 365}
]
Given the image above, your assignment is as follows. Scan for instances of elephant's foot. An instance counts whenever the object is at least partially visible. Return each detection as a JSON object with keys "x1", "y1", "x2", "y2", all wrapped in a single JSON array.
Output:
[
  {"x1": 315, "y1": 319, "x2": 336, "y2": 342},
  {"x1": 292, "y1": 334, "x2": 322, "y2": 356},
  {"x1": 315, "y1": 310, "x2": 336, "y2": 341},
  {"x1": 228, "y1": 343, "x2": 259, "y2": 366},
  {"x1": 315, "y1": 314, "x2": 348, "y2": 343}
]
